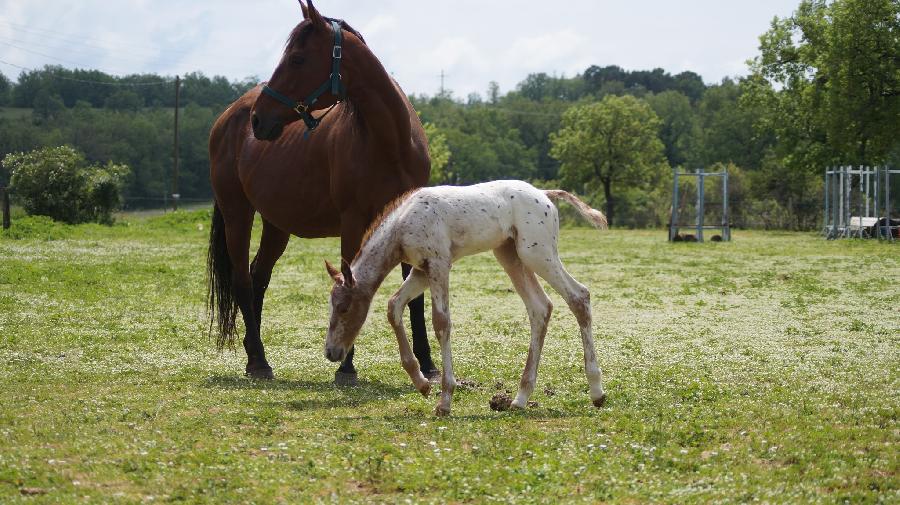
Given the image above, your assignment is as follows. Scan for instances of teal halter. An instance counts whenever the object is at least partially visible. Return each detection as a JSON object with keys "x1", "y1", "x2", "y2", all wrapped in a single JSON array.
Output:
[{"x1": 261, "y1": 19, "x2": 345, "y2": 133}]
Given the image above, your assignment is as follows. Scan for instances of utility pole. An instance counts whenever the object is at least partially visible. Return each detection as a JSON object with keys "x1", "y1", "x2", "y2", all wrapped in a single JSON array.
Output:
[
  {"x1": 439, "y1": 69, "x2": 447, "y2": 96},
  {"x1": 1, "y1": 185, "x2": 9, "y2": 230},
  {"x1": 172, "y1": 75, "x2": 181, "y2": 211}
]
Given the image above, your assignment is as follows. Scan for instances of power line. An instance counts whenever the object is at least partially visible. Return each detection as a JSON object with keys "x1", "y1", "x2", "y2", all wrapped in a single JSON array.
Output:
[
  {"x1": 0, "y1": 20, "x2": 192, "y2": 57},
  {"x1": 0, "y1": 58, "x2": 172, "y2": 86}
]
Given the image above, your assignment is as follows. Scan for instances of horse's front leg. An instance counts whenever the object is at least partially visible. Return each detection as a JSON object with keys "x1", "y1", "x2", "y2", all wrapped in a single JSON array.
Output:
[
  {"x1": 428, "y1": 264, "x2": 455, "y2": 416},
  {"x1": 387, "y1": 268, "x2": 431, "y2": 396}
]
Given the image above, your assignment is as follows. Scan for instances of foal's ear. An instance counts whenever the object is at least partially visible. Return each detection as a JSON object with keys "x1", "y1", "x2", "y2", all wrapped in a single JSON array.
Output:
[
  {"x1": 325, "y1": 260, "x2": 343, "y2": 284},
  {"x1": 305, "y1": 0, "x2": 327, "y2": 28},
  {"x1": 298, "y1": 0, "x2": 309, "y2": 19},
  {"x1": 341, "y1": 259, "x2": 355, "y2": 288}
]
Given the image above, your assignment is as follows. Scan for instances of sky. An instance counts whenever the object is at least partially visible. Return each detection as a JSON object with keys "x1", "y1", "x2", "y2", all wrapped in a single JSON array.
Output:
[{"x1": 0, "y1": 0, "x2": 801, "y2": 98}]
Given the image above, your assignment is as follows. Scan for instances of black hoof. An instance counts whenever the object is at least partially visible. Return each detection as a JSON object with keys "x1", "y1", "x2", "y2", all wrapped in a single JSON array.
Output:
[
  {"x1": 245, "y1": 365, "x2": 274, "y2": 380},
  {"x1": 592, "y1": 393, "x2": 607, "y2": 408},
  {"x1": 334, "y1": 370, "x2": 358, "y2": 386}
]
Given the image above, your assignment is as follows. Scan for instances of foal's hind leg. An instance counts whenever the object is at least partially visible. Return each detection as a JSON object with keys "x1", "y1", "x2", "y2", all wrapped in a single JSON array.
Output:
[
  {"x1": 520, "y1": 246, "x2": 606, "y2": 408},
  {"x1": 493, "y1": 240, "x2": 553, "y2": 409},
  {"x1": 427, "y1": 261, "x2": 456, "y2": 416}
]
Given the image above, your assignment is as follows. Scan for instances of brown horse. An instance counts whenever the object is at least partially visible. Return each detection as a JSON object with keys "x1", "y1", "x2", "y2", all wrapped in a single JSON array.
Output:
[{"x1": 207, "y1": 0, "x2": 436, "y2": 382}]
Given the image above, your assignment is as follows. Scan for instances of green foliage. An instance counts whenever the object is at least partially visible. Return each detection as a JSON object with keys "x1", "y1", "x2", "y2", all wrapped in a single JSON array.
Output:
[
  {"x1": 4, "y1": 145, "x2": 129, "y2": 224},
  {"x1": 0, "y1": 214, "x2": 71, "y2": 240},
  {"x1": 748, "y1": 0, "x2": 900, "y2": 166},
  {"x1": 423, "y1": 122, "x2": 451, "y2": 185},
  {"x1": 550, "y1": 95, "x2": 669, "y2": 226}
]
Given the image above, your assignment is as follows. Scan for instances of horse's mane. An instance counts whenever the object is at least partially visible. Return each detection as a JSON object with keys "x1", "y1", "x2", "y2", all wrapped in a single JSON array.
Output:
[
  {"x1": 355, "y1": 188, "x2": 420, "y2": 261},
  {"x1": 287, "y1": 18, "x2": 366, "y2": 48}
]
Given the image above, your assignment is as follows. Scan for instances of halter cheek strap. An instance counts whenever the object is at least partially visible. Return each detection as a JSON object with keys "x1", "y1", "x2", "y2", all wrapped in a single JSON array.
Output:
[{"x1": 261, "y1": 19, "x2": 345, "y2": 133}]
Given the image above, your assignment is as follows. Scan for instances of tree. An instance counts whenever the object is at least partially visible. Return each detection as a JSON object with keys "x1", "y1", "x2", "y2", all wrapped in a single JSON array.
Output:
[
  {"x1": 646, "y1": 90, "x2": 696, "y2": 167},
  {"x1": 550, "y1": 95, "x2": 668, "y2": 226},
  {"x1": 0, "y1": 73, "x2": 11, "y2": 106},
  {"x1": 423, "y1": 122, "x2": 451, "y2": 185},
  {"x1": 4, "y1": 146, "x2": 129, "y2": 224},
  {"x1": 749, "y1": 0, "x2": 900, "y2": 166}
]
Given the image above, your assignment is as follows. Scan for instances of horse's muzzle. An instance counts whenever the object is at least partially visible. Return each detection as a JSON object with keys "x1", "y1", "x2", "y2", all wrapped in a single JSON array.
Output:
[{"x1": 251, "y1": 112, "x2": 284, "y2": 141}]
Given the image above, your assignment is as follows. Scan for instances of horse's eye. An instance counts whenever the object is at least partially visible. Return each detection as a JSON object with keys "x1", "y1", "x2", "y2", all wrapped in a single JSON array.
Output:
[{"x1": 290, "y1": 56, "x2": 305, "y2": 66}]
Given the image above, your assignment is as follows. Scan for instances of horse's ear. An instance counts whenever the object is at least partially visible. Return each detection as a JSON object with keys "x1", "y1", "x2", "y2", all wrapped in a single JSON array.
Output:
[
  {"x1": 325, "y1": 260, "x2": 343, "y2": 284},
  {"x1": 341, "y1": 259, "x2": 355, "y2": 288},
  {"x1": 298, "y1": 0, "x2": 309, "y2": 19},
  {"x1": 305, "y1": 0, "x2": 326, "y2": 28}
]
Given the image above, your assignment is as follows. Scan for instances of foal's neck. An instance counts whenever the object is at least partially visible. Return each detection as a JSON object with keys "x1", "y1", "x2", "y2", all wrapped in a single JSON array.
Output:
[
  {"x1": 344, "y1": 46, "x2": 411, "y2": 150},
  {"x1": 353, "y1": 216, "x2": 402, "y2": 295}
]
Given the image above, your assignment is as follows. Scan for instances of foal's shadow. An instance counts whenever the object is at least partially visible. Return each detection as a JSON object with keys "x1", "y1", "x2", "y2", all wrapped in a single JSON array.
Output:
[{"x1": 203, "y1": 374, "x2": 413, "y2": 411}]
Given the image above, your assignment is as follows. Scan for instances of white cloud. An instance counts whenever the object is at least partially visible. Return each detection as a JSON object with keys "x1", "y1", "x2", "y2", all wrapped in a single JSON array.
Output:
[{"x1": 0, "y1": 0, "x2": 800, "y2": 95}]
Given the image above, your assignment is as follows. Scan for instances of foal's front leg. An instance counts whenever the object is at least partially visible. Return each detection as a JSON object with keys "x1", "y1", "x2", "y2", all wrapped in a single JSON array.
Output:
[
  {"x1": 387, "y1": 268, "x2": 431, "y2": 396},
  {"x1": 428, "y1": 265, "x2": 455, "y2": 416}
]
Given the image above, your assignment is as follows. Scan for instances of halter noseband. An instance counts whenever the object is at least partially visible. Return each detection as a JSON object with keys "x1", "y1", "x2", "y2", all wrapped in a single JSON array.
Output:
[{"x1": 261, "y1": 19, "x2": 345, "y2": 133}]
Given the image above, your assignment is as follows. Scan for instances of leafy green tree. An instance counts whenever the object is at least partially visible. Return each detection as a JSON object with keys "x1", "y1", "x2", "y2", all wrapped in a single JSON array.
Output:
[
  {"x1": 423, "y1": 122, "x2": 451, "y2": 185},
  {"x1": 646, "y1": 90, "x2": 696, "y2": 167},
  {"x1": 4, "y1": 145, "x2": 129, "y2": 224},
  {"x1": 550, "y1": 95, "x2": 668, "y2": 226},
  {"x1": 0, "y1": 73, "x2": 11, "y2": 106},
  {"x1": 104, "y1": 90, "x2": 144, "y2": 111},
  {"x1": 749, "y1": 0, "x2": 900, "y2": 166}
]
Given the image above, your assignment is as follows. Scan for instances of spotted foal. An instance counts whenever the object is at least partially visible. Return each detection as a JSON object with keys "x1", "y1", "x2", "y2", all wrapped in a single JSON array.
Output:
[{"x1": 323, "y1": 180, "x2": 608, "y2": 415}]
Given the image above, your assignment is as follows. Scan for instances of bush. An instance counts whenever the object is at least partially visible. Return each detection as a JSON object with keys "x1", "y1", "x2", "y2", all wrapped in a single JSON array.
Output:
[
  {"x1": 3, "y1": 146, "x2": 129, "y2": 224},
  {"x1": 0, "y1": 215, "x2": 70, "y2": 240}
]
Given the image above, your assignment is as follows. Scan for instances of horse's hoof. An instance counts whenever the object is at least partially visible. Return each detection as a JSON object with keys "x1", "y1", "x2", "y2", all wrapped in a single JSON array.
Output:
[
  {"x1": 334, "y1": 370, "x2": 359, "y2": 387},
  {"x1": 423, "y1": 368, "x2": 441, "y2": 382},
  {"x1": 433, "y1": 404, "x2": 451, "y2": 417},
  {"x1": 245, "y1": 366, "x2": 274, "y2": 380},
  {"x1": 592, "y1": 393, "x2": 607, "y2": 408},
  {"x1": 417, "y1": 381, "x2": 432, "y2": 397}
]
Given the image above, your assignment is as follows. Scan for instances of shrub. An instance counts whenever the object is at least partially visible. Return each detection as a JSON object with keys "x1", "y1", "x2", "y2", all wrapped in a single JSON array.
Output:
[{"x1": 3, "y1": 146, "x2": 130, "y2": 224}]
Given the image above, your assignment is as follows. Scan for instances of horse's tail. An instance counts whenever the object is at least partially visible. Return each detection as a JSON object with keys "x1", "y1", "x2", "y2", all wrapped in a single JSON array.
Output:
[
  {"x1": 544, "y1": 190, "x2": 608, "y2": 230},
  {"x1": 207, "y1": 201, "x2": 238, "y2": 350}
]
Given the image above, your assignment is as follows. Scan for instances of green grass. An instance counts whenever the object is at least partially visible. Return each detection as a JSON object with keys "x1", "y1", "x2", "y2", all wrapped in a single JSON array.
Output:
[{"x1": 1, "y1": 211, "x2": 897, "y2": 503}]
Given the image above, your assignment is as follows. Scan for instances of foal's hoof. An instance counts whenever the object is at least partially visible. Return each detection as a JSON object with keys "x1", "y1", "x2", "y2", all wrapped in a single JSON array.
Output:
[
  {"x1": 433, "y1": 404, "x2": 451, "y2": 417},
  {"x1": 334, "y1": 370, "x2": 359, "y2": 387},
  {"x1": 592, "y1": 393, "x2": 607, "y2": 408},
  {"x1": 245, "y1": 365, "x2": 274, "y2": 380}
]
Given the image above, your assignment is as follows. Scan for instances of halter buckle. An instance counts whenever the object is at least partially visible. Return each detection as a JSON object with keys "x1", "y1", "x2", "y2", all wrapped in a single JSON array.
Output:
[
  {"x1": 293, "y1": 102, "x2": 309, "y2": 115},
  {"x1": 332, "y1": 46, "x2": 342, "y2": 59}
]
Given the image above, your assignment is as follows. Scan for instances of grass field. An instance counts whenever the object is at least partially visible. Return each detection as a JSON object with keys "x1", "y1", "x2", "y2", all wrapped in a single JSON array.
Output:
[{"x1": 1, "y1": 211, "x2": 897, "y2": 503}]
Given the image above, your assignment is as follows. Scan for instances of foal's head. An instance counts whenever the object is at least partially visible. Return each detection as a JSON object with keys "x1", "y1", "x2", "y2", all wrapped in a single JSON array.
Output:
[
  {"x1": 323, "y1": 260, "x2": 371, "y2": 363},
  {"x1": 251, "y1": 0, "x2": 363, "y2": 140}
]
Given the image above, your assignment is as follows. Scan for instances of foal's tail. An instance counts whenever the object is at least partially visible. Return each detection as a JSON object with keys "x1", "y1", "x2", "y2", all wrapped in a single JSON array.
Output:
[
  {"x1": 544, "y1": 190, "x2": 608, "y2": 230},
  {"x1": 207, "y1": 202, "x2": 238, "y2": 350}
]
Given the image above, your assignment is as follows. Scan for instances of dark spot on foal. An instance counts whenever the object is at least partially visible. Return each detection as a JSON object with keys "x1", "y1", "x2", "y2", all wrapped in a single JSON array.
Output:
[{"x1": 510, "y1": 195, "x2": 514, "y2": 199}]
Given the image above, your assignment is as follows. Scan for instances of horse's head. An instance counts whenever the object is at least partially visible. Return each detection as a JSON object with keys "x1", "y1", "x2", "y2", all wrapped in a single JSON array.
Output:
[
  {"x1": 251, "y1": 1, "x2": 363, "y2": 140},
  {"x1": 323, "y1": 259, "x2": 371, "y2": 363}
]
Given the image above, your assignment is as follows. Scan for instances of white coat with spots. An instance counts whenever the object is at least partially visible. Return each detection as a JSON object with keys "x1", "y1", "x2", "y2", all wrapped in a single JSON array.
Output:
[{"x1": 323, "y1": 180, "x2": 608, "y2": 416}]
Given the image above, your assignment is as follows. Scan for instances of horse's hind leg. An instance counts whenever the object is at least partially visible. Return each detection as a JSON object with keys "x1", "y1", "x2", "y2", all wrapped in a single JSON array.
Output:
[
  {"x1": 520, "y1": 245, "x2": 606, "y2": 408},
  {"x1": 494, "y1": 240, "x2": 553, "y2": 409},
  {"x1": 250, "y1": 219, "x2": 290, "y2": 344}
]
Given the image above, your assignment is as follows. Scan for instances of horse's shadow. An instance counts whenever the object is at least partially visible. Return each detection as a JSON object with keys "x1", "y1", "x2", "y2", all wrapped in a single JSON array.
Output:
[{"x1": 203, "y1": 374, "x2": 413, "y2": 411}]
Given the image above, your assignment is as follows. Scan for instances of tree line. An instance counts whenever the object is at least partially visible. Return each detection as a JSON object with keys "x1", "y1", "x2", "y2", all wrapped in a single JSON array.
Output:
[{"x1": 1, "y1": 0, "x2": 897, "y2": 228}]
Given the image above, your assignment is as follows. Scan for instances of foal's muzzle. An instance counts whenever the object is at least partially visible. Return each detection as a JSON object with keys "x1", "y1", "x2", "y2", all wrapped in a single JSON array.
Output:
[{"x1": 325, "y1": 345, "x2": 346, "y2": 363}]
